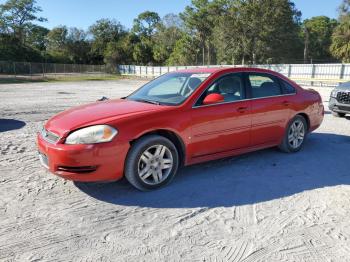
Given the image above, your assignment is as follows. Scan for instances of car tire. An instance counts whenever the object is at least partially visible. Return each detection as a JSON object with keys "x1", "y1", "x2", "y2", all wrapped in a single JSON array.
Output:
[
  {"x1": 124, "y1": 135, "x2": 179, "y2": 191},
  {"x1": 332, "y1": 112, "x2": 346, "y2": 117},
  {"x1": 279, "y1": 115, "x2": 307, "y2": 153}
]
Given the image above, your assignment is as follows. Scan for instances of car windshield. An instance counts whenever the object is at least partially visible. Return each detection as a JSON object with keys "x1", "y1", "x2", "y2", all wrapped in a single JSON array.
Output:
[{"x1": 127, "y1": 72, "x2": 211, "y2": 105}]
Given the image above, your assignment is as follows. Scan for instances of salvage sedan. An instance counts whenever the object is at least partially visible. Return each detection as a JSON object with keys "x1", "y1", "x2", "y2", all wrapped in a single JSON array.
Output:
[{"x1": 37, "y1": 67, "x2": 324, "y2": 191}]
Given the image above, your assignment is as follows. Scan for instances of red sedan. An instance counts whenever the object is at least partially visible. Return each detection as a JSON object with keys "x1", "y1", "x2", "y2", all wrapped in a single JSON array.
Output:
[{"x1": 37, "y1": 67, "x2": 324, "y2": 191}]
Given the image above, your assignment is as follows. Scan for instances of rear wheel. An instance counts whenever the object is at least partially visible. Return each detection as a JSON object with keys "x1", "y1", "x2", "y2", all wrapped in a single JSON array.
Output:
[
  {"x1": 124, "y1": 135, "x2": 179, "y2": 191},
  {"x1": 279, "y1": 115, "x2": 307, "y2": 153},
  {"x1": 332, "y1": 112, "x2": 346, "y2": 118}
]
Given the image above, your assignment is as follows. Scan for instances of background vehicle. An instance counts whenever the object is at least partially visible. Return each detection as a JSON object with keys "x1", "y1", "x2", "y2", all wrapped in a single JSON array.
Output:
[
  {"x1": 37, "y1": 68, "x2": 324, "y2": 191},
  {"x1": 329, "y1": 82, "x2": 350, "y2": 117}
]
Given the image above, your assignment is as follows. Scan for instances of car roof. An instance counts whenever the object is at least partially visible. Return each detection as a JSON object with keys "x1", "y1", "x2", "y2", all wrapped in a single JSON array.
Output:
[{"x1": 175, "y1": 67, "x2": 280, "y2": 75}]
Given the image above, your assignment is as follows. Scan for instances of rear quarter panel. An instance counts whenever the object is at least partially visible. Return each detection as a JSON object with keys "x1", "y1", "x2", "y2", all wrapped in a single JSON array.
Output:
[
  {"x1": 274, "y1": 73, "x2": 324, "y2": 132},
  {"x1": 292, "y1": 87, "x2": 324, "y2": 132}
]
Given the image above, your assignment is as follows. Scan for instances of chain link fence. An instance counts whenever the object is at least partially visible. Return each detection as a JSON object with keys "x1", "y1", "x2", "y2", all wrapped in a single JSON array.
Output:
[{"x1": 0, "y1": 61, "x2": 110, "y2": 79}]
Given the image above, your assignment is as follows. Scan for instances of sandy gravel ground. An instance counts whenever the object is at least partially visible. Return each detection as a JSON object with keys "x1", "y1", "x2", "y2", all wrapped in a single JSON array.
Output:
[{"x1": 1, "y1": 80, "x2": 350, "y2": 262}]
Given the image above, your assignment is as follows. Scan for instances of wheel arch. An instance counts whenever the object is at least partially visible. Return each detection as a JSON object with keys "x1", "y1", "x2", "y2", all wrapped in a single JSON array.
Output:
[
  {"x1": 130, "y1": 129, "x2": 186, "y2": 167},
  {"x1": 296, "y1": 112, "x2": 310, "y2": 132}
]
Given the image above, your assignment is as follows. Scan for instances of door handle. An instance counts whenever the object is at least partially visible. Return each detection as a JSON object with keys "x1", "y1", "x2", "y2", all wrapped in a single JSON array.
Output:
[
  {"x1": 282, "y1": 101, "x2": 291, "y2": 106},
  {"x1": 237, "y1": 107, "x2": 248, "y2": 113}
]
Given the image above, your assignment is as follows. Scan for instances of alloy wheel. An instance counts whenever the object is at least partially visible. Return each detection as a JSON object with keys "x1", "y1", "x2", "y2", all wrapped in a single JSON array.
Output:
[
  {"x1": 137, "y1": 144, "x2": 173, "y2": 185},
  {"x1": 288, "y1": 119, "x2": 305, "y2": 149}
]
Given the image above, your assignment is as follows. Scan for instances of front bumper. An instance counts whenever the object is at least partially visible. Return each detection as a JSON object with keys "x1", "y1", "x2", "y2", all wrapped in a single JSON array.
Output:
[
  {"x1": 329, "y1": 97, "x2": 350, "y2": 114},
  {"x1": 37, "y1": 133, "x2": 130, "y2": 182}
]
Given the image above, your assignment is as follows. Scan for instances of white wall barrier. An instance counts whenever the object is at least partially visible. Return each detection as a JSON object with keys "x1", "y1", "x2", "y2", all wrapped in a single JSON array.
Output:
[{"x1": 118, "y1": 64, "x2": 350, "y2": 86}]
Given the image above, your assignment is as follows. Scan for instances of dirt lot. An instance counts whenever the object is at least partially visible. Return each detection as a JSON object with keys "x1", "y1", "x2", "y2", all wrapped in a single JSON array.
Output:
[{"x1": 1, "y1": 79, "x2": 350, "y2": 261}]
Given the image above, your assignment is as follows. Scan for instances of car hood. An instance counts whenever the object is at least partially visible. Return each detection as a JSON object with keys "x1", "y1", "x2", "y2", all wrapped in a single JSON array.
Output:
[
  {"x1": 336, "y1": 87, "x2": 350, "y2": 91},
  {"x1": 45, "y1": 99, "x2": 165, "y2": 136},
  {"x1": 336, "y1": 82, "x2": 350, "y2": 91}
]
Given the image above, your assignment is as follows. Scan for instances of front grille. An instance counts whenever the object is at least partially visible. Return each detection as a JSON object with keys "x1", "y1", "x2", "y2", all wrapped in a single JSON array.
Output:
[
  {"x1": 41, "y1": 128, "x2": 60, "y2": 144},
  {"x1": 57, "y1": 166, "x2": 97, "y2": 173},
  {"x1": 337, "y1": 92, "x2": 350, "y2": 104}
]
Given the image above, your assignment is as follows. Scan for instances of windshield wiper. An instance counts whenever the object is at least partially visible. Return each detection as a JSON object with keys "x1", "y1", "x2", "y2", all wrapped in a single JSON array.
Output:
[{"x1": 134, "y1": 99, "x2": 161, "y2": 105}]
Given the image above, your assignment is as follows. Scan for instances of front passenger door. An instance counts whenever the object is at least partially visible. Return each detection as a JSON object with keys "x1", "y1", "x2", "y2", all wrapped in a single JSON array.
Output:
[{"x1": 190, "y1": 73, "x2": 251, "y2": 157}]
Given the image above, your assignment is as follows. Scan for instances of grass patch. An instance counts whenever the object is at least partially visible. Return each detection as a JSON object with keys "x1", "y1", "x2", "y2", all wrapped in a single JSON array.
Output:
[
  {"x1": 0, "y1": 74, "x2": 125, "y2": 84},
  {"x1": 0, "y1": 78, "x2": 49, "y2": 84},
  {"x1": 48, "y1": 75, "x2": 123, "y2": 82}
]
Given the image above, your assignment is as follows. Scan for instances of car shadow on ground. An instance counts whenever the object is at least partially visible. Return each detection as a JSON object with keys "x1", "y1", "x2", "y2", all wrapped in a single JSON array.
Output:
[
  {"x1": 0, "y1": 119, "x2": 26, "y2": 132},
  {"x1": 75, "y1": 133, "x2": 350, "y2": 208}
]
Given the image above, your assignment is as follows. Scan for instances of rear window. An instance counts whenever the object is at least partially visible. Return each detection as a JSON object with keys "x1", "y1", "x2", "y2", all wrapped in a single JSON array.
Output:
[
  {"x1": 281, "y1": 80, "x2": 296, "y2": 94},
  {"x1": 248, "y1": 74, "x2": 282, "y2": 98}
]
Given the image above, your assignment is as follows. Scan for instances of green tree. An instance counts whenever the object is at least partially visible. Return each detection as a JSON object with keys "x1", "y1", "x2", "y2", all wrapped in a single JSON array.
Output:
[
  {"x1": 104, "y1": 35, "x2": 134, "y2": 71},
  {"x1": 46, "y1": 26, "x2": 69, "y2": 62},
  {"x1": 339, "y1": 0, "x2": 350, "y2": 21},
  {"x1": 0, "y1": 32, "x2": 42, "y2": 61},
  {"x1": 65, "y1": 27, "x2": 91, "y2": 64},
  {"x1": 131, "y1": 11, "x2": 161, "y2": 65},
  {"x1": 132, "y1": 11, "x2": 161, "y2": 37},
  {"x1": 302, "y1": 16, "x2": 338, "y2": 62},
  {"x1": 0, "y1": 0, "x2": 47, "y2": 43},
  {"x1": 153, "y1": 14, "x2": 184, "y2": 64},
  {"x1": 330, "y1": 15, "x2": 350, "y2": 62},
  {"x1": 132, "y1": 40, "x2": 154, "y2": 65},
  {"x1": 213, "y1": 0, "x2": 302, "y2": 65},
  {"x1": 180, "y1": 0, "x2": 216, "y2": 65},
  {"x1": 26, "y1": 24, "x2": 49, "y2": 52},
  {"x1": 167, "y1": 34, "x2": 201, "y2": 65},
  {"x1": 89, "y1": 19, "x2": 125, "y2": 63}
]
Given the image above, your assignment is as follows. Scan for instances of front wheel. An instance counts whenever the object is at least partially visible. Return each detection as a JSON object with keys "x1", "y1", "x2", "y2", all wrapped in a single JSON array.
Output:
[
  {"x1": 124, "y1": 135, "x2": 179, "y2": 191},
  {"x1": 279, "y1": 116, "x2": 307, "y2": 153}
]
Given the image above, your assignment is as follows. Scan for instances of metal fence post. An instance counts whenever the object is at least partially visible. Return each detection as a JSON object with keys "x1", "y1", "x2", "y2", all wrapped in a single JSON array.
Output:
[
  {"x1": 311, "y1": 64, "x2": 316, "y2": 86},
  {"x1": 288, "y1": 64, "x2": 291, "y2": 78},
  {"x1": 340, "y1": 64, "x2": 345, "y2": 79},
  {"x1": 42, "y1": 63, "x2": 45, "y2": 78},
  {"x1": 311, "y1": 64, "x2": 316, "y2": 79},
  {"x1": 13, "y1": 62, "x2": 16, "y2": 78},
  {"x1": 29, "y1": 62, "x2": 32, "y2": 79}
]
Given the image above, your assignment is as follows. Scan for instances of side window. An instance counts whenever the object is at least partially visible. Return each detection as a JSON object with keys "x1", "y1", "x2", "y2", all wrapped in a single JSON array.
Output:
[
  {"x1": 281, "y1": 80, "x2": 296, "y2": 94},
  {"x1": 197, "y1": 74, "x2": 245, "y2": 105},
  {"x1": 248, "y1": 74, "x2": 282, "y2": 98}
]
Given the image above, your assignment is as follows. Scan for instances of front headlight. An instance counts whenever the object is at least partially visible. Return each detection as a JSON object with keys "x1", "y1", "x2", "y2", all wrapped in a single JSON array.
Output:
[
  {"x1": 330, "y1": 90, "x2": 338, "y2": 98},
  {"x1": 65, "y1": 125, "x2": 118, "y2": 144}
]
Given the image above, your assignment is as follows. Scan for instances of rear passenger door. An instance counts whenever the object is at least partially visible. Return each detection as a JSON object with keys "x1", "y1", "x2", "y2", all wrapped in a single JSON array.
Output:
[{"x1": 247, "y1": 73, "x2": 291, "y2": 146}]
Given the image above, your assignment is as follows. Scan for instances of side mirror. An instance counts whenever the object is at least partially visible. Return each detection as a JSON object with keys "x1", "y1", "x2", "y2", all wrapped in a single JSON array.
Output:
[{"x1": 202, "y1": 93, "x2": 225, "y2": 105}]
